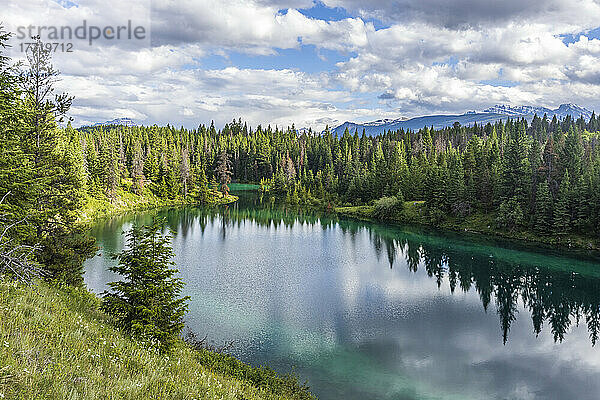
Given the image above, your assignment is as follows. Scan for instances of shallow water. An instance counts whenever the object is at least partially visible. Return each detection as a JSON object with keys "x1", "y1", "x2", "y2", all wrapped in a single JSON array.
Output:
[{"x1": 84, "y1": 189, "x2": 600, "y2": 400}]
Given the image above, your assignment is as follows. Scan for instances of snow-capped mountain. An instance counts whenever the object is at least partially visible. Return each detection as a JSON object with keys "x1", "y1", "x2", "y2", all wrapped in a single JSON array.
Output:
[
  {"x1": 89, "y1": 118, "x2": 137, "y2": 127},
  {"x1": 331, "y1": 104, "x2": 594, "y2": 136},
  {"x1": 550, "y1": 103, "x2": 593, "y2": 120},
  {"x1": 482, "y1": 103, "x2": 592, "y2": 119},
  {"x1": 482, "y1": 105, "x2": 553, "y2": 116}
]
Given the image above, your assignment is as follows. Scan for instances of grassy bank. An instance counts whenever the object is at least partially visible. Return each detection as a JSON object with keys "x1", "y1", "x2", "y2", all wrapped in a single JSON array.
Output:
[
  {"x1": 0, "y1": 279, "x2": 314, "y2": 400},
  {"x1": 335, "y1": 201, "x2": 600, "y2": 251},
  {"x1": 79, "y1": 184, "x2": 238, "y2": 222}
]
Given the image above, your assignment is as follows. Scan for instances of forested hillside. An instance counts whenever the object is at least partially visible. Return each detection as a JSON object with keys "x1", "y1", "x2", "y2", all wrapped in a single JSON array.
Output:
[
  {"x1": 0, "y1": 30, "x2": 232, "y2": 284},
  {"x1": 78, "y1": 114, "x2": 600, "y2": 243}
]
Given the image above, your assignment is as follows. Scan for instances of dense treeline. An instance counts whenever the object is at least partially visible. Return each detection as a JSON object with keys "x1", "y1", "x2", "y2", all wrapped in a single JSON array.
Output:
[
  {"x1": 79, "y1": 113, "x2": 600, "y2": 240},
  {"x1": 2, "y1": 25, "x2": 600, "y2": 286},
  {"x1": 0, "y1": 30, "x2": 95, "y2": 284}
]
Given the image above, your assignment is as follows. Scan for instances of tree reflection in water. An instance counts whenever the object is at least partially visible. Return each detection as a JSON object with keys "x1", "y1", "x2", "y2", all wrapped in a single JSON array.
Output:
[{"x1": 123, "y1": 194, "x2": 600, "y2": 347}]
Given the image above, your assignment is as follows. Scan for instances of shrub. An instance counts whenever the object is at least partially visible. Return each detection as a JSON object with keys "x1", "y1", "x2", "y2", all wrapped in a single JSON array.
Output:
[
  {"x1": 496, "y1": 197, "x2": 524, "y2": 232},
  {"x1": 373, "y1": 196, "x2": 403, "y2": 220},
  {"x1": 428, "y1": 206, "x2": 446, "y2": 226}
]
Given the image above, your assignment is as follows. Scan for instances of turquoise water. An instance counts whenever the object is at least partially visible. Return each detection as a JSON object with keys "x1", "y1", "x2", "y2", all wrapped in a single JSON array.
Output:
[{"x1": 84, "y1": 190, "x2": 600, "y2": 400}]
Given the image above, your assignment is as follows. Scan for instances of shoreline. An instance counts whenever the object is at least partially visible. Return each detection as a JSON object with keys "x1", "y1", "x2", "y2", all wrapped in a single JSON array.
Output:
[
  {"x1": 334, "y1": 203, "x2": 600, "y2": 253},
  {"x1": 79, "y1": 184, "x2": 599, "y2": 254},
  {"x1": 77, "y1": 189, "x2": 238, "y2": 225}
]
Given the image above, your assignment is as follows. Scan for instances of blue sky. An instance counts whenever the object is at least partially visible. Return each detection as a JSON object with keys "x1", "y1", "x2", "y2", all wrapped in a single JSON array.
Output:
[{"x1": 6, "y1": 0, "x2": 600, "y2": 128}]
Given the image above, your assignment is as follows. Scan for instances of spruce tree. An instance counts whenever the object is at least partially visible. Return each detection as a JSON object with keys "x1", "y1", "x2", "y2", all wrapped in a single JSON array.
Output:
[
  {"x1": 102, "y1": 221, "x2": 189, "y2": 352},
  {"x1": 534, "y1": 180, "x2": 553, "y2": 233},
  {"x1": 500, "y1": 122, "x2": 530, "y2": 207},
  {"x1": 553, "y1": 172, "x2": 571, "y2": 233},
  {"x1": 16, "y1": 36, "x2": 95, "y2": 284}
]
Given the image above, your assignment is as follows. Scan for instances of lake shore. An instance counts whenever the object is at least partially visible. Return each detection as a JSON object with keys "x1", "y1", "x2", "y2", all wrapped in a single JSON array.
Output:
[
  {"x1": 335, "y1": 201, "x2": 600, "y2": 252},
  {"x1": 78, "y1": 187, "x2": 238, "y2": 223}
]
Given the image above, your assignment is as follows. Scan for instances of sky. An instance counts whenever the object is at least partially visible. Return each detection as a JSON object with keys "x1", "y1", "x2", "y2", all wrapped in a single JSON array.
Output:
[{"x1": 2, "y1": 0, "x2": 600, "y2": 129}]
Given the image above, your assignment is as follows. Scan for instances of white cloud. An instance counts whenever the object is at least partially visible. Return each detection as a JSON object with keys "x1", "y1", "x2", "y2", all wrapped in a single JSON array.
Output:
[{"x1": 1, "y1": 0, "x2": 599, "y2": 130}]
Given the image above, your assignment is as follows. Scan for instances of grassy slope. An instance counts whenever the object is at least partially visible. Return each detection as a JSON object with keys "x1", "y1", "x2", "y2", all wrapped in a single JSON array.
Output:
[
  {"x1": 336, "y1": 201, "x2": 600, "y2": 251},
  {"x1": 0, "y1": 280, "x2": 313, "y2": 400},
  {"x1": 79, "y1": 183, "x2": 238, "y2": 222}
]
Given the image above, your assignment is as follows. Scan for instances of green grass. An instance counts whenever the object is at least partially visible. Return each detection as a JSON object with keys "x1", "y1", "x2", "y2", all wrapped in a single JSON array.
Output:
[
  {"x1": 0, "y1": 280, "x2": 315, "y2": 400},
  {"x1": 79, "y1": 183, "x2": 238, "y2": 222}
]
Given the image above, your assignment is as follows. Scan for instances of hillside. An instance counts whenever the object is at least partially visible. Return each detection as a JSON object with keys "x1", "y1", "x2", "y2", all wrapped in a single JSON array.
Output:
[{"x1": 0, "y1": 280, "x2": 314, "y2": 400}]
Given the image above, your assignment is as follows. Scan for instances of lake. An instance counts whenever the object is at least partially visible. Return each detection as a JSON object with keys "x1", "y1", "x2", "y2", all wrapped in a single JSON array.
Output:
[{"x1": 84, "y1": 188, "x2": 600, "y2": 400}]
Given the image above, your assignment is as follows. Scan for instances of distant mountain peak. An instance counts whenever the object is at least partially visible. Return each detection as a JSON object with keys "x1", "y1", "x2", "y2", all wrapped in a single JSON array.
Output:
[
  {"x1": 89, "y1": 118, "x2": 137, "y2": 127},
  {"x1": 482, "y1": 103, "x2": 592, "y2": 119},
  {"x1": 331, "y1": 103, "x2": 594, "y2": 136}
]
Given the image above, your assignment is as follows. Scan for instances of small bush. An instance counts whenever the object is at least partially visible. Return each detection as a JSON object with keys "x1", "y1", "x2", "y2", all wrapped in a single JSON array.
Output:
[
  {"x1": 373, "y1": 196, "x2": 403, "y2": 220},
  {"x1": 496, "y1": 197, "x2": 524, "y2": 232},
  {"x1": 428, "y1": 207, "x2": 446, "y2": 226}
]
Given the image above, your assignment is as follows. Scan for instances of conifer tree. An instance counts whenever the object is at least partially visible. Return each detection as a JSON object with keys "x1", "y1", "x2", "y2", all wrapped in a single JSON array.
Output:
[
  {"x1": 534, "y1": 180, "x2": 553, "y2": 233},
  {"x1": 102, "y1": 221, "x2": 189, "y2": 352},
  {"x1": 500, "y1": 122, "x2": 530, "y2": 206},
  {"x1": 15, "y1": 36, "x2": 95, "y2": 283},
  {"x1": 553, "y1": 172, "x2": 571, "y2": 233},
  {"x1": 215, "y1": 150, "x2": 232, "y2": 196}
]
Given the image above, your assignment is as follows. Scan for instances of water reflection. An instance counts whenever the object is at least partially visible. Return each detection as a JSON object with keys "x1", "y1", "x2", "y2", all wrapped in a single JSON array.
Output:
[
  {"x1": 145, "y1": 198, "x2": 600, "y2": 347},
  {"x1": 84, "y1": 192, "x2": 600, "y2": 400}
]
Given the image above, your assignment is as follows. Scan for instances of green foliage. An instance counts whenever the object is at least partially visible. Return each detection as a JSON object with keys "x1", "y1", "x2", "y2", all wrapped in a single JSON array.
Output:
[
  {"x1": 553, "y1": 171, "x2": 571, "y2": 233},
  {"x1": 0, "y1": 279, "x2": 313, "y2": 400},
  {"x1": 496, "y1": 197, "x2": 524, "y2": 232},
  {"x1": 0, "y1": 29, "x2": 95, "y2": 285},
  {"x1": 428, "y1": 206, "x2": 446, "y2": 226},
  {"x1": 102, "y1": 221, "x2": 189, "y2": 353},
  {"x1": 533, "y1": 180, "x2": 553, "y2": 233},
  {"x1": 373, "y1": 196, "x2": 403, "y2": 220}
]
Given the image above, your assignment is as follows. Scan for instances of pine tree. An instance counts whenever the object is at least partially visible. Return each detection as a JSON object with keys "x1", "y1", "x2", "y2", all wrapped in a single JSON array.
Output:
[
  {"x1": 16, "y1": 37, "x2": 95, "y2": 284},
  {"x1": 561, "y1": 126, "x2": 584, "y2": 179},
  {"x1": 131, "y1": 141, "x2": 145, "y2": 194},
  {"x1": 102, "y1": 221, "x2": 189, "y2": 353},
  {"x1": 534, "y1": 180, "x2": 553, "y2": 233},
  {"x1": 193, "y1": 168, "x2": 210, "y2": 203},
  {"x1": 553, "y1": 172, "x2": 571, "y2": 233},
  {"x1": 500, "y1": 122, "x2": 530, "y2": 207},
  {"x1": 215, "y1": 150, "x2": 232, "y2": 196}
]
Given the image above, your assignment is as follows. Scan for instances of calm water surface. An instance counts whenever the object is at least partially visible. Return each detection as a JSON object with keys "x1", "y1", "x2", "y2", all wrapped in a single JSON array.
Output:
[{"x1": 84, "y1": 189, "x2": 600, "y2": 400}]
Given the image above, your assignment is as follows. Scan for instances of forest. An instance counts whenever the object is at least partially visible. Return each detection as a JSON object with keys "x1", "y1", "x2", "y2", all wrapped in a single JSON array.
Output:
[
  {"x1": 2, "y1": 24, "x2": 600, "y2": 287},
  {"x1": 77, "y1": 112, "x2": 600, "y2": 241}
]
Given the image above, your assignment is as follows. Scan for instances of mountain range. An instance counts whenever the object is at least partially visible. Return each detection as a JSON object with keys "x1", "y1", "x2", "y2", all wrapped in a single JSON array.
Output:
[
  {"x1": 88, "y1": 118, "x2": 137, "y2": 127},
  {"x1": 331, "y1": 103, "x2": 594, "y2": 136}
]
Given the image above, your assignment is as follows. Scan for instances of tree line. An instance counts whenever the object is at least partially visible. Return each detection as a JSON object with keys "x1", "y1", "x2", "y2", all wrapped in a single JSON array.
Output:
[
  {"x1": 79, "y1": 113, "x2": 600, "y2": 239},
  {"x1": 2, "y1": 24, "x2": 600, "y2": 287}
]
